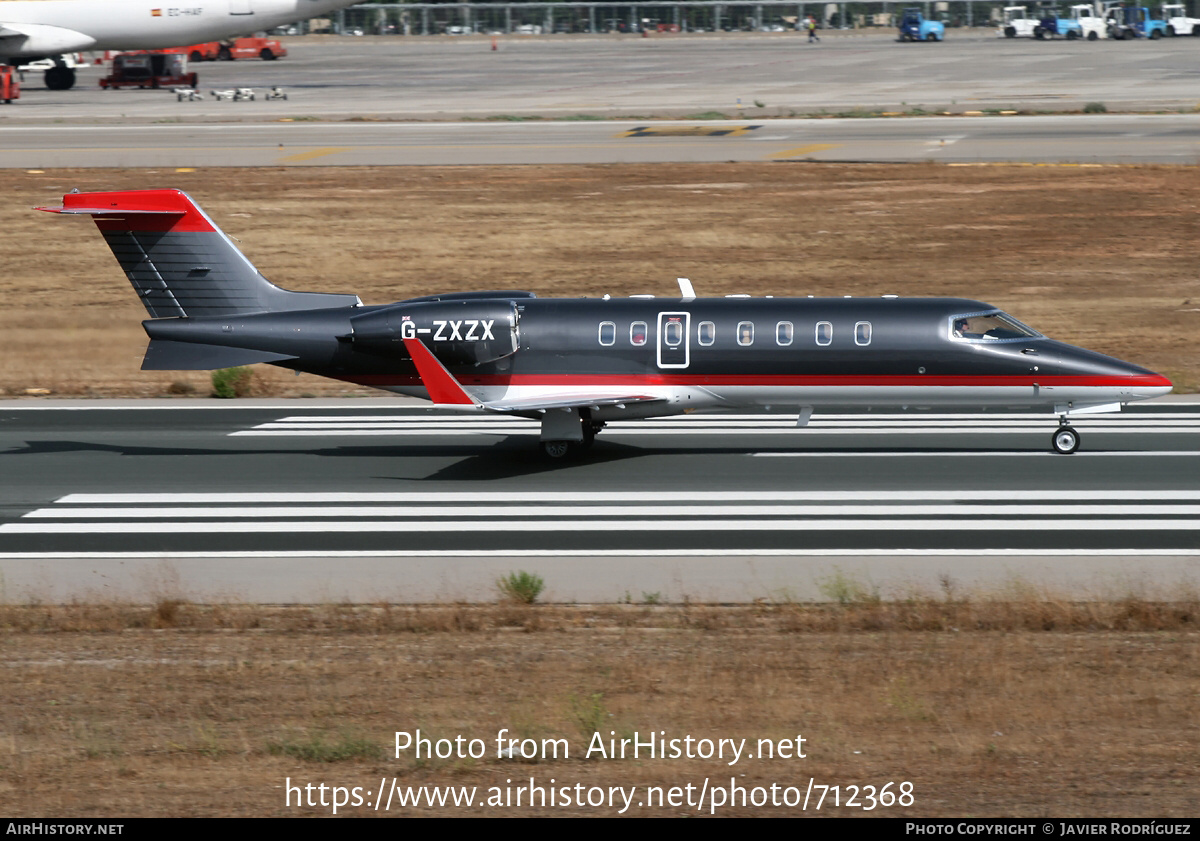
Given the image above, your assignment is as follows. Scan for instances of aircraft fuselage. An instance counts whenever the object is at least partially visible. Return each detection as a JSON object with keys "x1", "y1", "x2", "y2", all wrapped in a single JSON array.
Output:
[{"x1": 144, "y1": 294, "x2": 1171, "y2": 420}]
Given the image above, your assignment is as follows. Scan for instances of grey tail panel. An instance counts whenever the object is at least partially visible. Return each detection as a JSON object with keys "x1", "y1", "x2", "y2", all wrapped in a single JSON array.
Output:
[
  {"x1": 140, "y1": 339, "x2": 297, "y2": 371},
  {"x1": 100, "y1": 228, "x2": 360, "y2": 319},
  {"x1": 39, "y1": 189, "x2": 360, "y2": 319}
]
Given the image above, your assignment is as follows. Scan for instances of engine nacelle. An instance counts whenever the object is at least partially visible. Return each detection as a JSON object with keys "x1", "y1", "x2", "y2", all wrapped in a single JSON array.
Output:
[
  {"x1": 349, "y1": 298, "x2": 520, "y2": 366},
  {"x1": 0, "y1": 24, "x2": 96, "y2": 58}
]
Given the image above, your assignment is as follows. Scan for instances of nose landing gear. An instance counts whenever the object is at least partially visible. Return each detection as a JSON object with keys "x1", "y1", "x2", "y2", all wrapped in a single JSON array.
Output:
[{"x1": 1051, "y1": 420, "x2": 1080, "y2": 454}]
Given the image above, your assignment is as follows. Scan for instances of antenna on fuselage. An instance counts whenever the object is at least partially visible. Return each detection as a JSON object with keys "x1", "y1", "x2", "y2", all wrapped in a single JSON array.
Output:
[{"x1": 677, "y1": 277, "x2": 695, "y2": 301}]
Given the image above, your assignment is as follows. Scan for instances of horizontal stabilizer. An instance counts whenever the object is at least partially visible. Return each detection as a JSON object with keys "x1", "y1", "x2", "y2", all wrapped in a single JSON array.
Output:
[{"x1": 141, "y1": 339, "x2": 296, "y2": 371}]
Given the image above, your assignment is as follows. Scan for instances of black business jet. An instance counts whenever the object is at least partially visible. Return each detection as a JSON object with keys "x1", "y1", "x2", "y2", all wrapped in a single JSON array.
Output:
[{"x1": 39, "y1": 189, "x2": 1173, "y2": 458}]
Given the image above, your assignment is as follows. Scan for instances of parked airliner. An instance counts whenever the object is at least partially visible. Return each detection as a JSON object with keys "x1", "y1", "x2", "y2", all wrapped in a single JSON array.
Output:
[
  {"x1": 2, "y1": 0, "x2": 356, "y2": 89},
  {"x1": 39, "y1": 189, "x2": 1173, "y2": 457}
]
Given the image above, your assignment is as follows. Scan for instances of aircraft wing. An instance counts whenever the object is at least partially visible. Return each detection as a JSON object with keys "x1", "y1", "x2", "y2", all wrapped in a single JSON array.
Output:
[
  {"x1": 402, "y1": 337, "x2": 664, "y2": 414},
  {"x1": 481, "y1": 394, "x2": 664, "y2": 413}
]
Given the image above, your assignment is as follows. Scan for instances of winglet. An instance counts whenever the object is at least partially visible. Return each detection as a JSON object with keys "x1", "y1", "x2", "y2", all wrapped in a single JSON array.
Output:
[{"x1": 402, "y1": 337, "x2": 477, "y2": 405}]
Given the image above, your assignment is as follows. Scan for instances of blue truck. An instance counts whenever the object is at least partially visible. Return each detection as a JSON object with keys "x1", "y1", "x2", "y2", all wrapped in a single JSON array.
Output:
[
  {"x1": 1104, "y1": 3, "x2": 1169, "y2": 37},
  {"x1": 1033, "y1": 8, "x2": 1086, "y2": 37},
  {"x1": 897, "y1": 7, "x2": 946, "y2": 40}
]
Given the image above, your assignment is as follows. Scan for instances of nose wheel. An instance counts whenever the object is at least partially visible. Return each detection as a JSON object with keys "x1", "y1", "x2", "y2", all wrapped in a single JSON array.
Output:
[{"x1": 1051, "y1": 424, "x2": 1080, "y2": 455}]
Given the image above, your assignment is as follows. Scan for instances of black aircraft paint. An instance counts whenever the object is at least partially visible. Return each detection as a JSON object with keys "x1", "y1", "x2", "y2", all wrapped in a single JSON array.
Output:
[{"x1": 40, "y1": 189, "x2": 1173, "y2": 458}]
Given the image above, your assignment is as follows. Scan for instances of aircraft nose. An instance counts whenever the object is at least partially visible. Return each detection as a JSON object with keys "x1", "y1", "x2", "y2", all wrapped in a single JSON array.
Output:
[
  {"x1": 1127, "y1": 368, "x2": 1173, "y2": 399},
  {"x1": 1046, "y1": 341, "x2": 1173, "y2": 401}
]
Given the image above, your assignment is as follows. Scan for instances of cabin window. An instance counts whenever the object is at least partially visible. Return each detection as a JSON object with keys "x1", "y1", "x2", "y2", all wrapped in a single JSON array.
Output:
[
  {"x1": 855, "y1": 321, "x2": 872, "y2": 346},
  {"x1": 664, "y1": 319, "x2": 683, "y2": 346},
  {"x1": 697, "y1": 321, "x2": 715, "y2": 346},
  {"x1": 949, "y1": 311, "x2": 1041, "y2": 343},
  {"x1": 815, "y1": 321, "x2": 833, "y2": 346},
  {"x1": 630, "y1": 321, "x2": 648, "y2": 346},
  {"x1": 737, "y1": 321, "x2": 754, "y2": 346},
  {"x1": 598, "y1": 321, "x2": 616, "y2": 346},
  {"x1": 776, "y1": 321, "x2": 794, "y2": 346}
]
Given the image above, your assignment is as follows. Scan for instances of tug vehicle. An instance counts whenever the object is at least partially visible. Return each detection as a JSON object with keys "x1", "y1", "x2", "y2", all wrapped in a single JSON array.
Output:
[
  {"x1": 898, "y1": 7, "x2": 945, "y2": 40},
  {"x1": 99, "y1": 53, "x2": 197, "y2": 90}
]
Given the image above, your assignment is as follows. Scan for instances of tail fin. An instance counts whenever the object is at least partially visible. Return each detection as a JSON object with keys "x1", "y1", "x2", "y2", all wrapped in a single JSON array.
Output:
[{"x1": 38, "y1": 189, "x2": 360, "y2": 318}]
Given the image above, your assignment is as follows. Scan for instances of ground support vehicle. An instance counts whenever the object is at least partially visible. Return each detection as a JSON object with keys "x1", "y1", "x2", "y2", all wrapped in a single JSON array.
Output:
[
  {"x1": 1000, "y1": 5, "x2": 1040, "y2": 35},
  {"x1": 217, "y1": 37, "x2": 286, "y2": 61},
  {"x1": 1105, "y1": 4, "x2": 1168, "y2": 36},
  {"x1": 99, "y1": 53, "x2": 197, "y2": 90},
  {"x1": 1160, "y1": 4, "x2": 1200, "y2": 34},
  {"x1": 898, "y1": 7, "x2": 945, "y2": 40},
  {"x1": 1067, "y1": 4, "x2": 1108, "y2": 38},
  {"x1": 1034, "y1": 10, "x2": 1086, "y2": 37},
  {"x1": 155, "y1": 37, "x2": 286, "y2": 63},
  {"x1": 0, "y1": 66, "x2": 19, "y2": 103}
]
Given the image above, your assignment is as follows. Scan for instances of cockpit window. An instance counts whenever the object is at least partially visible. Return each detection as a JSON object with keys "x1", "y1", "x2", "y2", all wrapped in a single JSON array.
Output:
[{"x1": 949, "y1": 311, "x2": 1042, "y2": 343}]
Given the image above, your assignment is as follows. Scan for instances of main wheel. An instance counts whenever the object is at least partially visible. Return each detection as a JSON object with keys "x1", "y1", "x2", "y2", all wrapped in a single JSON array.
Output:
[
  {"x1": 1051, "y1": 426, "x2": 1080, "y2": 454},
  {"x1": 542, "y1": 440, "x2": 576, "y2": 459},
  {"x1": 44, "y1": 65, "x2": 75, "y2": 90}
]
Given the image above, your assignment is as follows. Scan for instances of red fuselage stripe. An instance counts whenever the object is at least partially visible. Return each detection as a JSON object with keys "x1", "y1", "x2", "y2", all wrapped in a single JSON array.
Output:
[{"x1": 340, "y1": 374, "x2": 1171, "y2": 388}]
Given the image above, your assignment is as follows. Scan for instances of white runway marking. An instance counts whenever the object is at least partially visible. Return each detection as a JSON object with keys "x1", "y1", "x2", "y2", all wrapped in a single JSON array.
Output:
[
  {"x1": 52, "y1": 491, "x2": 1200, "y2": 503},
  {"x1": 4, "y1": 519, "x2": 1198, "y2": 535},
  {"x1": 3, "y1": 549, "x2": 1198, "y2": 560},
  {"x1": 5, "y1": 491, "x2": 1197, "y2": 542},
  {"x1": 26, "y1": 504, "x2": 1200, "y2": 519},
  {"x1": 230, "y1": 410, "x2": 1200, "y2": 438}
]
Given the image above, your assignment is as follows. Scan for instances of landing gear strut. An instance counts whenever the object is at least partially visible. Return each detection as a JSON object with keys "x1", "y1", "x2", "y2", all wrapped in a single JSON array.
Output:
[{"x1": 1051, "y1": 419, "x2": 1080, "y2": 454}]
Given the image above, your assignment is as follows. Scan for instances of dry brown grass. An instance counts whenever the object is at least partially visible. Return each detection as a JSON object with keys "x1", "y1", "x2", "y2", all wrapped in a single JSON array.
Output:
[
  {"x1": 2, "y1": 163, "x2": 1197, "y2": 397},
  {"x1": 0, "y1": 599, "x2": 1198, "y2": 817}
]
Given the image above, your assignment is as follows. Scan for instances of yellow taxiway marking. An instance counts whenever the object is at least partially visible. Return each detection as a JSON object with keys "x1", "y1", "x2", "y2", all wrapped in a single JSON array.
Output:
[
  {"x1": 619, "y1": 125, "x2": 762, "y2": 138},
  {"x1": 276, "y1": 147, "x2": 351, "y2": 163},
  {"x1": 770, "y1": 143, "x2": 840, "y2": 159}
]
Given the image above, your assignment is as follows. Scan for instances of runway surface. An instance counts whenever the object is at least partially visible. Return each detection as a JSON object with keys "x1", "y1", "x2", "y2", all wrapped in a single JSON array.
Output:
[
  {"x1": 4, "y1": 114, "x2": 1199, "y2": 166},
  {"x1": 1, "y1": 398, "x2": 1196, "y2": 602},
  {"x1": 2, "y1": 33, "x2": 1199, "y2": 166}
]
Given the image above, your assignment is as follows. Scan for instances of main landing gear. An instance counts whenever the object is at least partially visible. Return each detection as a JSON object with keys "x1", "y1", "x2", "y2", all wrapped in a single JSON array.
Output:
[
  {"x1": 44, "y1": 61, "x2": 76, "y2": 91},
  {"x1": 1051, "y1": 418, "x2": 1080, "y2": 454},
  {"x1": 540, "y1": 410, "x2": 604, "y2": 460}
]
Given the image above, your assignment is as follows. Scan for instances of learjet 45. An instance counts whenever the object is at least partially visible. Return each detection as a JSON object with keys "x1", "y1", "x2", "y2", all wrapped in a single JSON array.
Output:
[{"x1": 38, "y1": 189, "x2": 1173, "y2": 458}]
